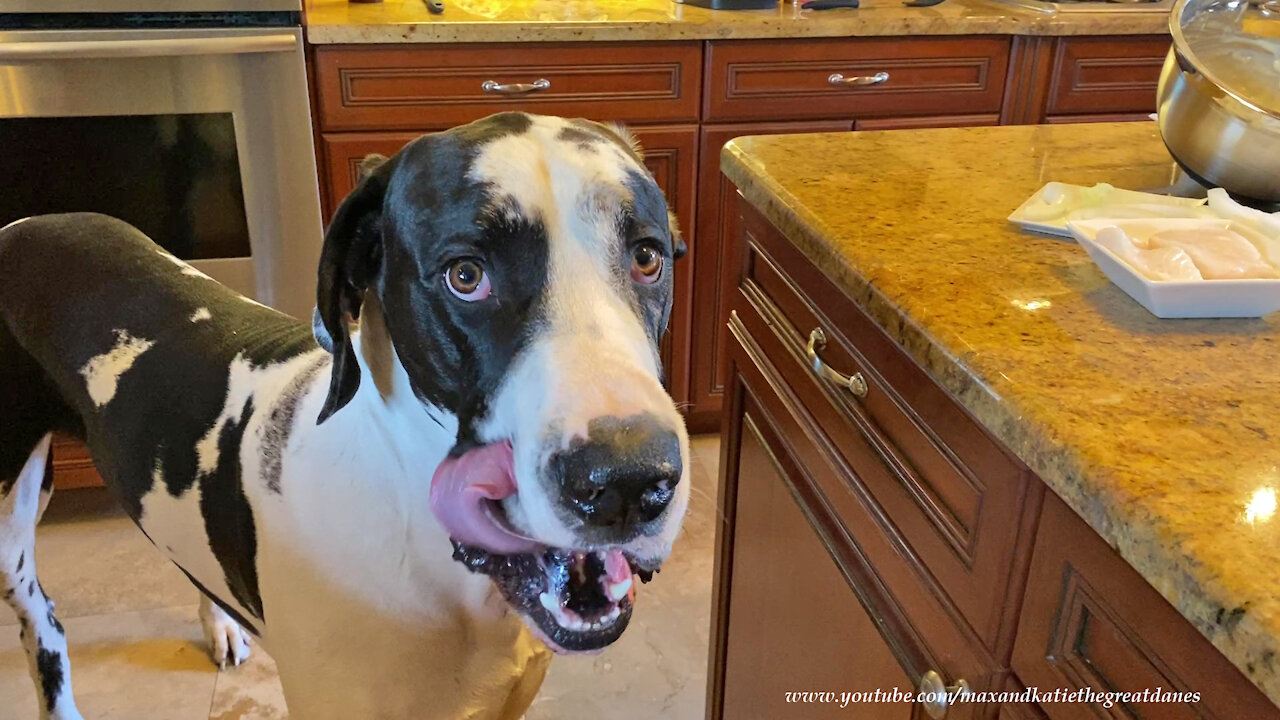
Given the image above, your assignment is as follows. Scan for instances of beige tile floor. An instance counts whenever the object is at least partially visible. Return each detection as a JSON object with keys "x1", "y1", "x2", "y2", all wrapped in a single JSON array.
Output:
[{"x1": 0, "y1": 436, "x2": 722, "y2": 720}]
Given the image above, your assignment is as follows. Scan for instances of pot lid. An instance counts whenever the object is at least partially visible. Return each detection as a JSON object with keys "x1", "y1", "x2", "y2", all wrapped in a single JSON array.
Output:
[{"x1": 1173, "y1": 0, "x2": 1280, "y2": 116}]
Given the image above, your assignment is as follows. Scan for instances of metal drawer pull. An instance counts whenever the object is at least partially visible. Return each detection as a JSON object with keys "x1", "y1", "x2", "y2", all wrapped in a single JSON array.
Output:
[
  {"x1": 481, "y1": 78, "x2": 551, "y2": 94},
  {"x1": 918, "y1": 670, "x2": 971, "y2": 720},
  {"x1": 806, "y1": 328, "x2": 867, "y2": 398},
  {"x1": 828, "y1": 71, "x2": 890, "y2": 86}
]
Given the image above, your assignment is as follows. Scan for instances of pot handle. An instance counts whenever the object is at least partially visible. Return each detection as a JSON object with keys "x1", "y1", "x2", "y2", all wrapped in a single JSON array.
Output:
[{"x1": 1174, "y1": 48, "x2": 1199, "y2": 76}]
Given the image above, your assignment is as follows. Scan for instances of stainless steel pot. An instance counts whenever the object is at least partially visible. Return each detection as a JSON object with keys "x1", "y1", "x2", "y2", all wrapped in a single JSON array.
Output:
[{"x1": 1157, "y1": 0, "x2": 1280, "y2": 204}]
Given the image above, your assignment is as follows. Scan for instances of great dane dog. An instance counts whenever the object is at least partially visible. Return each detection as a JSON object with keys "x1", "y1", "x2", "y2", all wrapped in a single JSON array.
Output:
[{"x1": 0, "y1": 112, "x2": 690, "y2": 719}]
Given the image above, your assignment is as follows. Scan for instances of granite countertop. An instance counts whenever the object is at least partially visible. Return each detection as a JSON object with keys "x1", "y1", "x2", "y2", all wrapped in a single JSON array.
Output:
[
  {"x1": 720, "y1": 122, "x2": 1280, "y2": 705},
  {"x1": 305, "y1": 0, "x2": 1168, "y2": 44}
]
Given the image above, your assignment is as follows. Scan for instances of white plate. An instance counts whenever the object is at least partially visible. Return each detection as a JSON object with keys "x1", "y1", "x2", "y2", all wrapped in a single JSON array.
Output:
[
  {"x1": 1067, "y1": 218, "x2": 1280, "y2": 319},
  {"x1": 1009, "y1": 182, "x2": 1211, "y2": 239}
]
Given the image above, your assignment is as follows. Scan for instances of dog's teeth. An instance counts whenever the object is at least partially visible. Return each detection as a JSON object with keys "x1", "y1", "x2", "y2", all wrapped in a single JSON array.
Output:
[{"x1": 540, "y1": 592, "x2": 560, "y2": 615}]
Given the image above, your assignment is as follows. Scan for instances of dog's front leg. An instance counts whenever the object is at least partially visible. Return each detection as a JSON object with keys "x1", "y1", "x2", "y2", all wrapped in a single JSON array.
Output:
[
  {"x1": 1, "y1": 435, "x2": 83, "y2": 720},
  {"x1": 198, "y1": 592, "x2": 253, "y2": 670}
]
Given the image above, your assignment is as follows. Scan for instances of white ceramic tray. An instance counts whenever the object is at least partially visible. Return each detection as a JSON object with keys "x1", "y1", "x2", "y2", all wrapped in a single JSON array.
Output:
[
  {"x1": 1067, "y1": 218, "x2": 1280, "y2": 319},
  {"x1": 1009, "y1": 182, "x2": 1211, "y2": 239}
]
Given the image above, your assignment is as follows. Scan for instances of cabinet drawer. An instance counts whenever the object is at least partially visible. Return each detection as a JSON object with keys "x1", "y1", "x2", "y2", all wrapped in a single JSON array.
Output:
[
  {"x1": 731, "y1": 192, "x2": 1039, "y2": 652},
  {"x1": 313, "y1": 42, "x2": 702, "y2": 132},
  {"x1": 1045, "y1": 36, "x2": 1169, "y2": 117},
  {"x1": 1013, "y1": 494, "x2": 1280, "y2": 720},
  {"x1": 704, "y1": 37, "x2": 1010, "y2": 123},
  {"x1": 716, "y1": 313, "x2": 995, "y2": 720}
]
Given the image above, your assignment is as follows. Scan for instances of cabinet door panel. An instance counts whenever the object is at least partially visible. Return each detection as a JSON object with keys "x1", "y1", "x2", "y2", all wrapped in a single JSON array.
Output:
[
  {"x1": 1013, "y1": 494, "x2": 1280, "y2": 720},
  {"x1": 720, "y1": 409, "x2": 915, "y2": 720},
  {"x1": 689, "y1": 120, "x2": 853, "y2": 431},
  {"x1": 711, "y1": 315, "x2": 994, "y2": 720},
  {"x1": 320, "y1": 131, "x2": 419, "y2": 217}
]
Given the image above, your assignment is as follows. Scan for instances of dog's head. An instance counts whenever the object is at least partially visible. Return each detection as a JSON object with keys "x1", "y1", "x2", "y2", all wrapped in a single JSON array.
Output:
[{"x1": 315, "y1": 113, "x2": 690, "y2": 653}]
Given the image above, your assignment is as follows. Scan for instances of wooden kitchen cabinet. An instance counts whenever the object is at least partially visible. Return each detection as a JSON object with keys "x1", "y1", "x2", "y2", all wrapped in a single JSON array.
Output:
[
  {"x1": 1003, "y1": 35, "x2": 1169, "y2": 125},
  {"x1": 717, "y1": 408, "x2": 917, "y2": 720},
  {"x1": 712, "y1": 181, "x2": 1280, "y2": 720},
  {"x1": 1013, "y1": 493, "x2": 1280, "y2": 720},
  {"x1": 51, "y1": 432, "x2": 103, "y2": 490},
  {"x1": 690, "y1": 120, "x2": 853, "y2": 431},
  {"x1": 279, "y1": 32, "x2": 1172, "y2": 489}
]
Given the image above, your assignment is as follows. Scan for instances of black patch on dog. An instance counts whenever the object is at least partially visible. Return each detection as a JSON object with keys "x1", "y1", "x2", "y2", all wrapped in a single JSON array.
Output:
[
  {"x1": 200, "y1": 396, "x2": 263, "y2": 621},
  {"x1": 15, "y1": 552, "x2": 22, "y2": 573},
  {"x1": 557, "y1": 126, "x2": 601, "y2": 152},
  {"x1": 619, "y1": 168, "x2": 679, "y2": 346},
  {"x1": 261, "y1": 354, "x2": 326, "y2": 494},
  {"x1": 0, "y1": 214, "x2": 316, "y2": 517},
  {"x1": 35, "y1": 642, "x2": 63, "y2": 712},
  {"x1": 28, "y1": 580, "x2": 34, "y2": 597},
  {"x1": 318, "y1": 113, "x2": 557, "y2": 444}
]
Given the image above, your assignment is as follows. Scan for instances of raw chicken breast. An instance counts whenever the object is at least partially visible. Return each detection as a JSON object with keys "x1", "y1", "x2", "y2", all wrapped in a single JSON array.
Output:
[
  {"x1": 1148, "y1": 228, "x2": 1280, "y2": 279},
  {"x1": 1095, "y1": 226, "x2": 1204, "y2": 282}
]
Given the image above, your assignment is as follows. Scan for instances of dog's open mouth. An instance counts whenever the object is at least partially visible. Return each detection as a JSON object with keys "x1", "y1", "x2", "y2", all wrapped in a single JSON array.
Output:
[{"x1": 429, "y1": 442, "x2": 660, "y2": 653}]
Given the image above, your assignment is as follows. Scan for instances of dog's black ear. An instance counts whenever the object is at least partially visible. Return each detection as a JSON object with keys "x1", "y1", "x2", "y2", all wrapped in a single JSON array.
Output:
[
  {"x1": 669, "y1": 210, "x2": 687, "y2": 260},
  {"x1": 316, "y1": 154, "x2": 396, "y2": 424}
]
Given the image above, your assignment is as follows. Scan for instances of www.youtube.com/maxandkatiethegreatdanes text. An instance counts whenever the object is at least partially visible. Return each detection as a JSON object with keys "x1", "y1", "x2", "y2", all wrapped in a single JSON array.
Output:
[{"x1": 784, "y1": 687, "x2": 1202, "y2": 709}]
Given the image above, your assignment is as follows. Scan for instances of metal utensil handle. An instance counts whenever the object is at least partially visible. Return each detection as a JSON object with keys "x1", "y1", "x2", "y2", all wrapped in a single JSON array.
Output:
[
  {"x1": 482, "y1": 78, "x2": 551, "y2": 94},
  {"x1": 918, "y1": 670, "x2": 971, "y2": 720},
  {"x1": 828, "y1": 71, "x2": 890, "y2": 86},
  {"x1": 806, "y1": 328, "x2": 868, "y2": 398},
  {"x1": 0, "y1": 34, "x2": 298, "y2": 61}
]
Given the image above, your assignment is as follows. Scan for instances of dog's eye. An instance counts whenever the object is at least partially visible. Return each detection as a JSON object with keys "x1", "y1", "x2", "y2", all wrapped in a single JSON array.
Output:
[
  {"x1": 445, "y1": 259, "x2": 491, "y2": 301},
  {"x1": 630, "y1": 244, "x2": 663, "y2": 284}
]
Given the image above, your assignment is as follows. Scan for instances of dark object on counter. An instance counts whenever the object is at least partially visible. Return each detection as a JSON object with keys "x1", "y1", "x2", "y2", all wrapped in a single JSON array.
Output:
[
  {"x1": 801, "y1": 0, "x2": 860, "y2": 7},
  {"x1": 903, "y1": 0, "x2": 946, "y2": 6},
  {"x1": 425, "y1": 0, "x2": 444, "y2": 12},
  {"x1": 675, "y1": 0, "x2": 778, "y2": 9}
]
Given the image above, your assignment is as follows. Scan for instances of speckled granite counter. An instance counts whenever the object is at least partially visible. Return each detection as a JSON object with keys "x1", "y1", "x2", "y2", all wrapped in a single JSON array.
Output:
[
  {"x1": 305, "y1": 0, "x2": 1168, "y2": 44},
  {"x1": 721, "y1": 122, "x2": 1280, "y2": 705}
]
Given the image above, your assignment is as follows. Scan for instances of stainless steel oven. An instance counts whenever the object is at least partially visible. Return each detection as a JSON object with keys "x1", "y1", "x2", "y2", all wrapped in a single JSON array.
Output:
[{"x1": 0, "y1": 0, "x2": 322, "y2": 318}]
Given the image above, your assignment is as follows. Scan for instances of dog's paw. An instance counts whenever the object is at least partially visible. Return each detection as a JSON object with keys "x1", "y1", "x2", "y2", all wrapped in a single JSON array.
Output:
[{"x1": 199, "y1": 599, "x2": 252, "y2": 670}]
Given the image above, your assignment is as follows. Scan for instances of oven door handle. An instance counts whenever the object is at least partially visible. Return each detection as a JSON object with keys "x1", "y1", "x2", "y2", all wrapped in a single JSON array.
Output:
[{"x1": 0, "y1": 33, "x2": 298, "y2": 61}]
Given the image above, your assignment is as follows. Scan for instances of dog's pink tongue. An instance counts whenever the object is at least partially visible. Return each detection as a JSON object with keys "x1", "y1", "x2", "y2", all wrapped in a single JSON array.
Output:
[
  {"x1": 604, "y1": 549, "x2": 631, "y2": 584},
  {"x1": 429, "y1": 442, "x2": 542, "y2": 555}
]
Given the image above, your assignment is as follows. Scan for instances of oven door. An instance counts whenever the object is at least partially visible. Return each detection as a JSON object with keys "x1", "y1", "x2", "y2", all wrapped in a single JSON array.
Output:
[{"x1": 0, "y1": 26, "x2": 323, "y2": 319}]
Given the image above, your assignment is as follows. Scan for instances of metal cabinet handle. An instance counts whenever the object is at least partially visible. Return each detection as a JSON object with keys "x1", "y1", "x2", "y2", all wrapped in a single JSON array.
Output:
[
  {"x1": 918, "y1": 670, "x2": 971, "y2": 720},
  {"x1": 806, "y1": 328, "x2": 867, "y2": 398},
  {"x1": 828, "y1": 71, "x2": 890, "y2": 86},
  {"x1": 481, "y1": 78, "x2": 551, "y2": 94}
]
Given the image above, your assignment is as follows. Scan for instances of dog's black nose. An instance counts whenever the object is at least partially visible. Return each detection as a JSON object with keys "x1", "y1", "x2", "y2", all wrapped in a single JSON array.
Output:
[{"x1": 553, "y1": 414, "x2": 682, "y2": 531}]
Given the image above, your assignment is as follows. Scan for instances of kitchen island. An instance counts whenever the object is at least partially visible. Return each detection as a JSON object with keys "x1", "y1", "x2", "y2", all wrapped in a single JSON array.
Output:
[{"x1": 710, "y1": 122, "x2": 1280, "y2": 719}]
